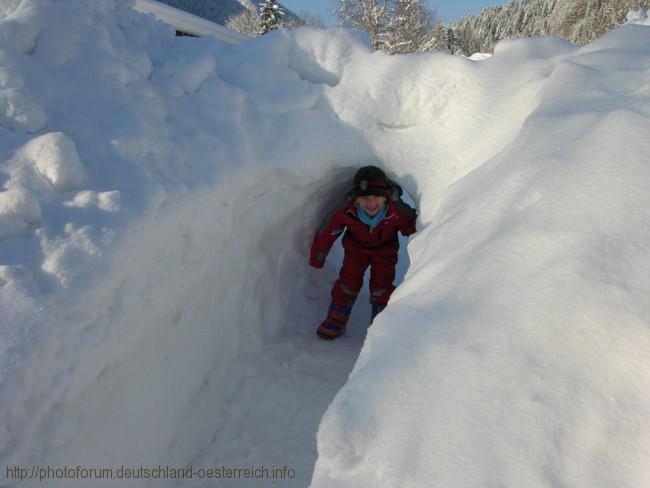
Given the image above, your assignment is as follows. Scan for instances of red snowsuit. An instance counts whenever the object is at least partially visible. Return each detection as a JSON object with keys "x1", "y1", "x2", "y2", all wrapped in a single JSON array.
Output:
[{"x1": 310, "y1": 198, "x2": 417, "y2": 308}]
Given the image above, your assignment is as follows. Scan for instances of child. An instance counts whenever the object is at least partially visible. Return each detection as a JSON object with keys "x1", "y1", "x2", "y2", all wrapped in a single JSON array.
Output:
[{"x1": 309, "y1": 165, "x2": 417, "y2": 340}]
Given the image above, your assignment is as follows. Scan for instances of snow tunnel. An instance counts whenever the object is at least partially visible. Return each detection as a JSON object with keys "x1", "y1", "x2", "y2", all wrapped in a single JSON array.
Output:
[{"x1": 3, "y1": 164, "x2": 416, "y2": 487}]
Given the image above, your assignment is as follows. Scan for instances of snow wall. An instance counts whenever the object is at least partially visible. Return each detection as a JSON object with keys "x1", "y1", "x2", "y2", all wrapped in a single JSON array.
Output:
[{"x1": 1, "y1": 1, "x2": 649, "y2": 487}]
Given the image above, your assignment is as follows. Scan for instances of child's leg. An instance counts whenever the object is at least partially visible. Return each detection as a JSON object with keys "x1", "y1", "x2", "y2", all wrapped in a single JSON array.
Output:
[
  {"x1": 369, "y1": 251, "x2": 398, "y2": 322},
  {"x1": 332, "y1": 248, "x2": 371, "y2": 308},
  {"x1": 317, "y1": 248, "x2": 370, "y2": 339}
]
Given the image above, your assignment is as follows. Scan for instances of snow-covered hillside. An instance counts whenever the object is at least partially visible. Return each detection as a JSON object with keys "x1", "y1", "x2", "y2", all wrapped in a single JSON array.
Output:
[{"x1": 1, "y1": 1, "x2": 649, "y2": 487}]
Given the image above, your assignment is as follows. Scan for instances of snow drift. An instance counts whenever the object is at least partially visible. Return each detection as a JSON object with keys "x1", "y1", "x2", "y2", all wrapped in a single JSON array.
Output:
[{"x1": 1, "y1": 1, "x2": 649, "y2": 487}]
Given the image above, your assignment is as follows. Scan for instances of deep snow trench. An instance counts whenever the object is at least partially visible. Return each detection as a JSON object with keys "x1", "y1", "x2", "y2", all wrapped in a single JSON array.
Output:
[
  {"x1": 3, "y1": 2, "x2": 650, "y2": 488},
  {"x1": 4, "y1": 168, "x2": 412, "y2": 487}
]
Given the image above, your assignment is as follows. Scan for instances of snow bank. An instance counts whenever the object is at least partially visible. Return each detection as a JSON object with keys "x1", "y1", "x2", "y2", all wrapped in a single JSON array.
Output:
[
  {"x1": 312, "y1": 28, "x2": 650, "y2": 488},
  {"x1": 1, "y1": 1, "x2": 649, "y2": 487}
]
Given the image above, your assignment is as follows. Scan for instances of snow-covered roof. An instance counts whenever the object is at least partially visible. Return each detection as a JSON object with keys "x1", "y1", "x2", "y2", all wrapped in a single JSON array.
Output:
[{"x1": 134, "y1": 0, "x2": 249, "y2": 44}]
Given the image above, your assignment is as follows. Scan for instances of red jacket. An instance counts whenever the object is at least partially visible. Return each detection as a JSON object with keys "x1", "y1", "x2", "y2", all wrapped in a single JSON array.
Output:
[{"x1": 310, "y1": 198, "x2": 417, "y2": 268}]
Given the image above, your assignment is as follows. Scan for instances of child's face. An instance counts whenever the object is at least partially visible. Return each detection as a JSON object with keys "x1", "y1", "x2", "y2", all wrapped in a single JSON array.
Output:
[{"x1": 356, "y1": 195, "x2": 387, "y2": 216}]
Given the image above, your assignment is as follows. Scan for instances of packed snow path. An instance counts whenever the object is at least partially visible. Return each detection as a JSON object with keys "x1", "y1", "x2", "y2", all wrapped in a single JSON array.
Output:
[
  {"x1": 169, "y1": 234, "x2": 411, "y2": 488},
  {"x1": 1, "y1": 2, "x2": 650, "y2": 488}
]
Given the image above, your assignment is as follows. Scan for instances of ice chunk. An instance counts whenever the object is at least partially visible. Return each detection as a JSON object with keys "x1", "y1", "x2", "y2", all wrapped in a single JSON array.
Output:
[
  {"x1": 21, "y1": 132, "x2": 86, "y2": 193},
  {"x1": 0, "y1": 187, "x2": 41, "y2": 240},
  {"x1": 65, "y1": 190, "x2": 121, "y2": 212}
]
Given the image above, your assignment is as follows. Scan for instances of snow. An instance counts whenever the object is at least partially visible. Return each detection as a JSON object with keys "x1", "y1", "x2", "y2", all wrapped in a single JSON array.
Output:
[
  {"x1": 1, "y1": 1, "x2": 650, "y2": 487},
  {"x1": 64, "y1": 190, "x2": 121, "y2": 212},
  {"x1": 0, "y1": 187, "x2": 41, "y2": 240},
  {"x1": 626, "y1": 9, "x2": 650, "y2": 26},
  {"x1": 20, "y1": 132, "x2": 86, "y2": 193},
  {"x1": 468, "y1": 52, "x2": 492, "y2": 60}
]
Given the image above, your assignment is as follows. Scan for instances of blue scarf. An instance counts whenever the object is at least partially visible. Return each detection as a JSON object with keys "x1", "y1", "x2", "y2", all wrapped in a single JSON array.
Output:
[{"x1": 356, "y1": 203, "x2": 388, "y2": 231}]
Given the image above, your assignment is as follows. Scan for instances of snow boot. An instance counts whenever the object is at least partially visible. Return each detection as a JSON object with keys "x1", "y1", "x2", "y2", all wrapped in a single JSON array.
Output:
[
  {"x1": 317, "y1": 301, "x2": 352, "y2": 340},
  {"x1": 370, "y1": 299, "x2": 386, "y2": 325}
]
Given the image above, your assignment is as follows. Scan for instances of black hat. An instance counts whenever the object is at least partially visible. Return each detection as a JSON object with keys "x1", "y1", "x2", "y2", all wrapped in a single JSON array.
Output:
[{"x1": 352, "y1": 165, "x2": 389, "y2": 197}]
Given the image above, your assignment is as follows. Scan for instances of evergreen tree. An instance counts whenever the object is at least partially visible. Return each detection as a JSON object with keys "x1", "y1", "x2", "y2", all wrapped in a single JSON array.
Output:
[
  {"x1": 259, "y1": 0, "x2": 285, "y2": 34},
  {"x1": 427, "y1": 23, "x2": 450, "y2": 51},
  {"x1": 336, "y1": 0, "x2": 649, "y2": 55},
  {"x1": 445, "y1": 0, "x2": 649, "y2": 56},
  {"x1": 447, "y1": 26, "x2": 462, "y2": 54}
]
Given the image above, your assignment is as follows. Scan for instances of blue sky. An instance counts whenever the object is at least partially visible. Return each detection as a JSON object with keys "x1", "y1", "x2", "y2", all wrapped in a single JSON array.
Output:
[{"x1": 279, "y1": 0, "x2": 504, "y2": 26}]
